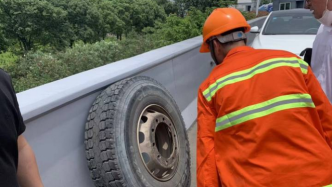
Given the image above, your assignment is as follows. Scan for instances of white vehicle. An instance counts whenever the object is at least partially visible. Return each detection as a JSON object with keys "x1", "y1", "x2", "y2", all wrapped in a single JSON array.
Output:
[{"x1": 250, "y1": 9, "x2": 320, "y2": 56}]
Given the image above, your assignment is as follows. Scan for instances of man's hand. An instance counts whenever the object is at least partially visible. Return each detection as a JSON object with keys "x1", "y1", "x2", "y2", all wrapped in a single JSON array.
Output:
[{"x1": 17, "y1": 135, "x2": 43, "y2": 187}]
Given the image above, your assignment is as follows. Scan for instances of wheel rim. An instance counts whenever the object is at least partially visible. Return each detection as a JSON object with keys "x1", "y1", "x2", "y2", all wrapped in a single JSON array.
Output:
[{"x1": 137, "y1": 104, "x2": 179, "y2": 181}]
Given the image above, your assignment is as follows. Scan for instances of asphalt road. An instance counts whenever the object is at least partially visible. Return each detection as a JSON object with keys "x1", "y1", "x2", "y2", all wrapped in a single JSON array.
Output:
[{"x1": 188, "y1": 123, "x2": 197, "y2": 187}]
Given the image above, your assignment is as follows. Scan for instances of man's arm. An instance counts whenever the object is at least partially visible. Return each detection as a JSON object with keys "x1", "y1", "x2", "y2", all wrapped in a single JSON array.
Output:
[
  {"x1": 197, "y1": 89, "x2": 221, "y2": 187},
  {"x1": 17, "y1": 135, "x2": 43, "y2": 187},
  {"x1": 304, "y1": 66, "x2": 332, "y2": 146}
]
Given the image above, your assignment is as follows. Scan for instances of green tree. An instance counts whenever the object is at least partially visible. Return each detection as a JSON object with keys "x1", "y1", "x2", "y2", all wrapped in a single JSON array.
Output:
[
  {"x1": 186, "y1": 7, "x2": 210, "y2": 30},
  {"x1": 0, "y1": 0, "x2": 67, "y2": 52},
  {"x1": 95, "y1": 0, "x2": 121, "y2": 40},
  {"x1": 131, "y1": 0, "x2": 166, "y2": 32},
  {"x1": 175, "y1": 0, "x2": 236, "y2": 16},
  {"x1": 143, "y1": 7, "x2": 211, "y2": 45},
  {"x1": 148, "y1": 14, "x2": 201, "y2": 44},
  {"x1": 102, "y1": 0, "x2": 166, "y2": 39},
  {"x1": 111, "y1": 0, "x2": 132, "y2": 39},
  {"x1": 0, "y1": 27, "x2": 8, "y2": 52},
  {"x1": 156, "y1": 0, "x2": 178, "y2": 15},
  {"x1": 0, "y1": 8, "x2": 8, "y2": 52},
  {"x1": 50, "y1": 0, "x2": 102, "y2": 46}
]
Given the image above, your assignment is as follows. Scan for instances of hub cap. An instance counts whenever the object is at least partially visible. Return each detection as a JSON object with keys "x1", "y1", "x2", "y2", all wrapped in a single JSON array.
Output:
[{"x1": 137, "y1": 105, "x2": 179, "y2": 181}]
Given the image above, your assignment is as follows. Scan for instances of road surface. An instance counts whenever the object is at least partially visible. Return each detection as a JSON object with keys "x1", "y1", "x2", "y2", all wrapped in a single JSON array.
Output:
[{"x1": 188, "y1": 123, "x2": 197, "y2": 187}]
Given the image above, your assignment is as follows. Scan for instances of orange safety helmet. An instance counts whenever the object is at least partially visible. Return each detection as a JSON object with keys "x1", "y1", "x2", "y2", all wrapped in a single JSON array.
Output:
[{"x1": 200, "y1": 8, "x2": 251, "y2": 53}]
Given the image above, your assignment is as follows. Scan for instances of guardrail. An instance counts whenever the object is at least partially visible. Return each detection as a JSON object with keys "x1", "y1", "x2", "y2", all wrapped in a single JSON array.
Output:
[{"x1": 17, "y1": 16, "x2": 266, "y2": 187}]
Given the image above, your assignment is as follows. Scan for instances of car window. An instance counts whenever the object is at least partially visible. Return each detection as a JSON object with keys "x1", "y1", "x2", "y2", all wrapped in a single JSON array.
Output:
[{"x1": 263, "y1": 12, "x2": 320, "y2": 35}]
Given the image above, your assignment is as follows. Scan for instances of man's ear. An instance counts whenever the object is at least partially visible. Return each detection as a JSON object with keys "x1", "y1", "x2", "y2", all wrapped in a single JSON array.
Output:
[{"x1": 213, "y1": 40, "x2": 221, "y2": 52}]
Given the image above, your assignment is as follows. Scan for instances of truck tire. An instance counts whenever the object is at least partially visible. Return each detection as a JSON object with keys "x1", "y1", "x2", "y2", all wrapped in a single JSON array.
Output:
[{"x1": 85, "y1": 76, "x2": 191, "y2": 187}]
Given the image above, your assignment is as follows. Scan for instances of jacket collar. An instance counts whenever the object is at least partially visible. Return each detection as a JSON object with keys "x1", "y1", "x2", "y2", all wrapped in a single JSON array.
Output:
[
  {"x1": 227, "y1": 46, "x2": 253, "y2": 56},
  {"x1": 223, "y1": 46, "x2": 254, "y2": 62}
]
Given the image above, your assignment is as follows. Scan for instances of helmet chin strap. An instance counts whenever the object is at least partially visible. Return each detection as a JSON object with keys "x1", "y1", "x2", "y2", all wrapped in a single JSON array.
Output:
[{"x1": 209, "y1": 39, "x2": 222, "y2": 66}]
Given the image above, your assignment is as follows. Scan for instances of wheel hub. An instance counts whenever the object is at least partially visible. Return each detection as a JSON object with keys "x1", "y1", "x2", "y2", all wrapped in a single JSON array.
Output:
[{"x1": 137, "y1": 105, "x2": 179, "y2": 181}]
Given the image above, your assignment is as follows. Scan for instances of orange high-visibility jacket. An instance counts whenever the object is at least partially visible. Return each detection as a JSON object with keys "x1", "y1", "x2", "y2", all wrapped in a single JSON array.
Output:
[{"x1": 197, "y1": 46, "x2": 332, "y2": 187}]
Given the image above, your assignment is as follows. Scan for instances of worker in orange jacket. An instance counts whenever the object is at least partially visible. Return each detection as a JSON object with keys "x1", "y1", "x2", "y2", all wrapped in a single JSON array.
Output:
[{"x1": 197, "y1": 8, "x2": 332, "y2": 187}]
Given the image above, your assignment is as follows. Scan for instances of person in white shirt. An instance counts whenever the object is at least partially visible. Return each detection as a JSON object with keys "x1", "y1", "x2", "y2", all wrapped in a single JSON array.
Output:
[{"x1": 306, "y1": 0, "x2": 332, "y2": 103}]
